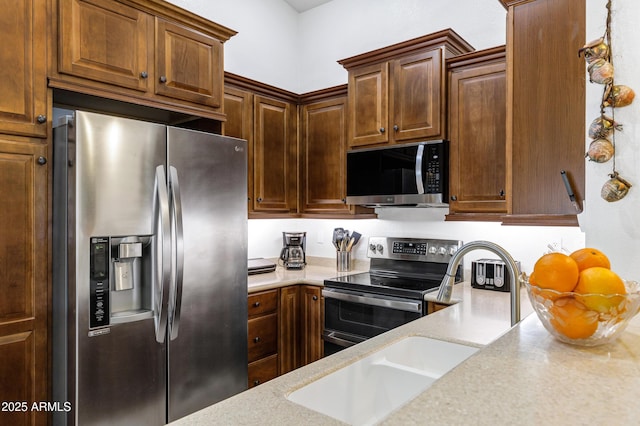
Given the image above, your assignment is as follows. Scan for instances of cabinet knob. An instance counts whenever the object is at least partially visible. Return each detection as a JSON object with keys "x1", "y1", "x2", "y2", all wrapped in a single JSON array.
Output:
[
  {"x1": 341, "y1": 198, "x2": 346, "y2": 204},
  {"x1": 253, "y1": 301, "x2": 260, "y2": 307},
  {"x1": 393, "y1": 125, "x2": 399, "y2": 132},
  {"x1": 257, "y1": 197, "x2": 263, "y2": 203},
  {"x1": 37, "y1": 156, "x2": 47, "y2": 165},
  {"x1": 312, "y1": 295, "x2": 318, "y2": 301},
  {"x1": 379, "y1": 127, "x2": 385, "y2": 133},
  {"x1": 253, "y1": 336, "x2": 261, "y2": 343},
  {"x1": 450, "y1": 195, "x2": 457, "y2": 201},
  {"x1": 159, "y1": 76, "x2": 167, "y2": 83},
  {"x1": 253, "y1": 380, "x2": 260, "y2": 386},
  {"x1": 140, "y1": 71, "x2": 148, "y2": 79},
  {"x1": 37, "y1": 115, "x2": 47, "y2": 124},
  {"x1": 499, "y1": 189, "x2": 505, "y2": 197}
]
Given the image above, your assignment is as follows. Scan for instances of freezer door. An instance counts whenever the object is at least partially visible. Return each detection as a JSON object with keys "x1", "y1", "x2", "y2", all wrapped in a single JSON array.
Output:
[
  {"x1": 166, "y1": 128, "x2": 248, "y2": 422},
  {"x1": 71, "y1": 111, "x2": 168, "y2": 426}
]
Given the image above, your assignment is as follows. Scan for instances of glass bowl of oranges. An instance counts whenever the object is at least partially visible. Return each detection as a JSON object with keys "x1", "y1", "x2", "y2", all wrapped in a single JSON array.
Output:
[{"x1": 523, "y1": 248, "x2": 640, "y2": 346}]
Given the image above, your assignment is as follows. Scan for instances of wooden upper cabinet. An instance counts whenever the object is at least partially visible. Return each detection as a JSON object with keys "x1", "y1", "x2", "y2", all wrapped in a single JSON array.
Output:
[
  {"x1": 500, "y1": 0, "x2": 585, "y2": 225},
  {"x1": 253, "y1": 95, "x2": 297, "y2": 213},
  {"x1": 446, "y1": 47, "x2": 507, "y2": 220},
  {"x1": 347, "y1": 62, "x2": 388, "y2": 147},
  {"x1": 0, "y1": 0, "x2": 48, "y2": 138},
  {"x1": 155, "y1": 18, "x2": 223, "y2": 108},
  {"x1": 391, "y1": 49, "x2": 443, "y2": 142},
  {"x1": 58, "y1": 0, "x2": 151, "y2": 92},
  {"x1": 53, "y1": 0, "x2": 236, "y2": 120},
  {"x1": 300, "y1": 90, "x2": 351, "y2": 214},
  {"x1": 340, "y1": 29, "x2": 474, "y2": 149}
]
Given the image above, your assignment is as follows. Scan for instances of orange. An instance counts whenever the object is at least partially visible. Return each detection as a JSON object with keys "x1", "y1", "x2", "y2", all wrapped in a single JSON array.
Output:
[
  {"x1": 569, "y1": 247, "x2": 611, "y2": 271},
  {"x1": 549, "y1": 297, "x2": 599, "y2": 339},
  {"x1": 574, "y1": 267, "x2": 626, "y2": 313},
  {"x1": 531, "y1": 252, "x2": 580, "y2": 293}
]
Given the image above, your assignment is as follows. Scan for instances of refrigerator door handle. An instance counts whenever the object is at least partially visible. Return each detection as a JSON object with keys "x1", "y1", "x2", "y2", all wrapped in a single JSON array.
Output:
[
  {"x1": 169, "y1": 166, "x2": 185, "y2": 341},
  {"x1": 154, "y1": 165, "x2": 172, "y2": 343}
]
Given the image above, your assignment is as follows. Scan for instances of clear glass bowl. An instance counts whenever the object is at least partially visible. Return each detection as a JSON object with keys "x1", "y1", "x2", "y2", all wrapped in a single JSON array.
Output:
[{"x1": 522, "y1": 275, "x2": 640, "y2": 346}]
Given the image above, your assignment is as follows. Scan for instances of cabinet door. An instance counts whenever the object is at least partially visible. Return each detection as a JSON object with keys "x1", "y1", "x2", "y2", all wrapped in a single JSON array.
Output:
[
  {"x1": 347, "y1": 62, "x2": 389, "y2": 148},
  {"x1": 0, "y1": 138, "x2": 48, "y2": 426},
  {"x1": 0, "y1": 0, "x2": 48, "y2": 138},
  {"x1": 391, "y1": 49, "x2": 443, "y2": 142},
  {"x1": 448, "y1": 60, "x2": 507, "y2": 215},
  {"x1": 504, "y1": 0, "x2": 585, "y2": 225},
  {"x1": 155, "y1": 18, "x2": 223, "y2": 108},
  {"x1": 300, "y1": 97, "x2": 350, "y2": 213},
  {"x1": 224, "y1": 87, "x2": 254, "y2": 213},
  {"x1": 253, "y1": 95, "x2": 297, "y2": 213},
  {"x1": 58, "y1": 0, "x2": 151, "y2": 92},
  {"x1": 300, "y1": 286, "x2": 323, "y2": 365},
  {"x1": 278, "y1": 286, "x2": 299, "y2": 374}
]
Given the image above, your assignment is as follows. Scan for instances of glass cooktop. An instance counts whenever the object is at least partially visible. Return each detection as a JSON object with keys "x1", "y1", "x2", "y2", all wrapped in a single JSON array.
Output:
[{"x1": 324, "y1": 272, "x2": 442, "y2": 300}]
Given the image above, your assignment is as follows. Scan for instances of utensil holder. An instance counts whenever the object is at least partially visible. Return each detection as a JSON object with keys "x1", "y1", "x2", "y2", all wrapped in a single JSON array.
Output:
[{"x1": 336, "y1": 251, "x2": 351, "y2": 272}]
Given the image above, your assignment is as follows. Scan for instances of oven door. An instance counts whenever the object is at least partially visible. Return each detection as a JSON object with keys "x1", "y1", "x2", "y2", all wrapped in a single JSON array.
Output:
[{"x1": 322, "y1": 288, "x2": 423, "y2": 356}]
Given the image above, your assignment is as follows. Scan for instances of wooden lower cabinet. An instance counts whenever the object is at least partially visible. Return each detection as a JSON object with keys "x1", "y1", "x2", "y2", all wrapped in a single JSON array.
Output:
[
  {"x1": 0, "y1": 136, "x2": 49, "y2": 426},
  {"x1": 247, "y1": 284, "x2": 323, "y2": 387},
  {"x1": 247, "y1": 290, "x2": 278, "y2": 388}
]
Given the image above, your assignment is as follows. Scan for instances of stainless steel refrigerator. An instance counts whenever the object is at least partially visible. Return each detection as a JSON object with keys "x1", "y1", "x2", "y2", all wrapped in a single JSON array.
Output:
[{"x1": 52, "y1": 110, "x2": 248, "y2": 425}]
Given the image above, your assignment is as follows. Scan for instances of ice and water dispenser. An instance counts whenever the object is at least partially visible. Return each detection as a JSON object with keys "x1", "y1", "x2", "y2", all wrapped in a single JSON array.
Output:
[{"x1": 89, "y1": 236, "x2": 153, "y2": 329}]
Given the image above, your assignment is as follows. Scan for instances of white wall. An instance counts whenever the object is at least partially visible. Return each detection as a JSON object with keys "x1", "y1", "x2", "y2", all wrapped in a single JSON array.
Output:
[
  {"x1": 167, "y1": 0, "x2": 590, "y2": 278},
  {"x1": 583, "y1": 0, "x2": 640, "y2": 280}
]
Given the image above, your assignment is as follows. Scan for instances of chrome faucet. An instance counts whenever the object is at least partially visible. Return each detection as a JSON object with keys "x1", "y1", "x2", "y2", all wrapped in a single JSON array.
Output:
[{"x1": 436, "y1": 240, "x2": 521, "y2": 326}]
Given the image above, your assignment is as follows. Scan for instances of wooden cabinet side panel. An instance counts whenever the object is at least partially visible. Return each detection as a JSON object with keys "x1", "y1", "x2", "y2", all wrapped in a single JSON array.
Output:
[
  {"x1": 278, "y1": 286, "x2": 299, "y2": 374},
  {"x1": 508, "y1": 0, "x2": 585, "y2": 217},
  {"x1": 0, "y1": 0, "x2": 48, "y2": 138},
  {"x1": 155, "y1": 18, "x2": 223, "y2": 108},
  {"x1": 300, "y1": 286, "x2": 323, "y2": 365},
  {"x1": 348, "y1": 62, "x2": 388, "y2": 147},
  {"x1": 58, "y1": 0, "x2": 150, "y2": 92},
  {"x1": 301, "y1": 97, "x2": 349, "y2": 213},
  {"x1": 391, "y1": 49, "x2": 443, "y2": 142},
  {"x1": 448, "y1": 62, "x2": 507, "y2": 214}
]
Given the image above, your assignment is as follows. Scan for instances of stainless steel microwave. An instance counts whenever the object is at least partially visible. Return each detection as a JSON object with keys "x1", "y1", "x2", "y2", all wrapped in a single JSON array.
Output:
[{"x1": 346, "y1": 141, "x2": 448, "y2": 207}]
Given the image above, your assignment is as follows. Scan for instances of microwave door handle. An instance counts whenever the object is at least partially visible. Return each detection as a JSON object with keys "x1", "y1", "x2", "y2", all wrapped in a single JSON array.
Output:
[
  {"x1": 154, "y1": 165, "x2": 171, "y2": 343},
  {"x1": 415, "y1": 144, "x2": 425, "y2": 194},
  {"x1": 168, "y1": 166, "x2": 184, "y2": 341}
]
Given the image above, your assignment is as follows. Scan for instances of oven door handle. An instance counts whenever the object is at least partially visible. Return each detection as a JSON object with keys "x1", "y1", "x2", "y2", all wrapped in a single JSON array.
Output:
[
  {"x1": 322, "y1": 330, "x2": 366, "y2": 348},
  {"x1": 322, "y1": 288, "x2": 422, "y2": 313}
]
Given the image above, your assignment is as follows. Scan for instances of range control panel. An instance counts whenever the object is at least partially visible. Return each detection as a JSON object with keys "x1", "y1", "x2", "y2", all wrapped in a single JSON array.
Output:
[{"x1": 367, "y1": 237, "x2": 463, "y2": 264}]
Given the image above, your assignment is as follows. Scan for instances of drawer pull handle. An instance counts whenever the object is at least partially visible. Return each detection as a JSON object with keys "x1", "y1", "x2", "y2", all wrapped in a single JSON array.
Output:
[
  {"x1": 253, "y1": 336, "x2": 261, "y2": 343},
  {"x1": 253, "y1": 380, "x2": 260, "y2": 386},
  {"x1": 253, "y1": 301, "x2": 260, "y2": 307}
]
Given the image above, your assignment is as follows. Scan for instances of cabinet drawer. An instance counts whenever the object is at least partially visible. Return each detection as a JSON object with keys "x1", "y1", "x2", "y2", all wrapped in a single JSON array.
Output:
[
  {"x1": 248, "y1": 289, "x2": 278, "y2": 317},
  {"x1": 248, "y1": 313, "x2": 277, "y2": 362},
  {"x1": 248, "y1": 354, "x2": 278, "y2": 388}
]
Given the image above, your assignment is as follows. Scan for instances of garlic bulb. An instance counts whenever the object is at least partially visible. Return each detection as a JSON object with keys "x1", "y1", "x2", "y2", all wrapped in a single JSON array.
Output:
[
  {"x1": 588, "y1": 115, "x2": 622, "y2": 139},
  {"x1": 586, "y1": 138, "x2": 614, "y2": 163},
  {"x1": 603, "y1": 85, "x2": 636, "y2": 107},
  {"x1": 588, "y1": 59, "x2": 614, "y2": 84}
]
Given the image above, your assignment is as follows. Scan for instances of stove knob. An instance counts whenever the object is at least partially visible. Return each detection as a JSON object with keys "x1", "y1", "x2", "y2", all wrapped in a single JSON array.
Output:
[
  {"x1": 376, "y1": 244, "x2": 384, "y2": 254},
  {"x1": 428, "y1": 246, "x2": 437, "y2": 255},
  {"x1": 438, "y1": 247, "x2": 447, "y2": 255},
  {"x1": 449, "y1": 246, "x2": 458, "y2": 256}
]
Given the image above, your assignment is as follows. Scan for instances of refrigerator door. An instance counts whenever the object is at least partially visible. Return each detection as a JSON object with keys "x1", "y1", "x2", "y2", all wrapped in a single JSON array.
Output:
[
  {"x1": 166, "y1": 128, "x2": 248, "y2": 422},
  {"x1": 71, "y1": 111, "x2": 168, "y2": 425}
]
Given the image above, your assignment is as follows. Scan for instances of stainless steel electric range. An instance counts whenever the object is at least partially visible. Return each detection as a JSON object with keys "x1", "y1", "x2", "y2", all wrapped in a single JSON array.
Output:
[{"x1": 322, "y1": 236, "x2": 463, "y2": 356}]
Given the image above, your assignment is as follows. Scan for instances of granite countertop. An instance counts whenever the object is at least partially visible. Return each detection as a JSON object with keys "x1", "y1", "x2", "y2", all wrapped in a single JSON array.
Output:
[{"x1": 171, "y1": 259, "x2": 640, "y2": 425}]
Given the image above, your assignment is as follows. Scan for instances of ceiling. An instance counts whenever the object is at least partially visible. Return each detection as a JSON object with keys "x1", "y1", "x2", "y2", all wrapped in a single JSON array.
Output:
[{"x1": 283, "y1": 0, "x2": 333, "y2": 12}]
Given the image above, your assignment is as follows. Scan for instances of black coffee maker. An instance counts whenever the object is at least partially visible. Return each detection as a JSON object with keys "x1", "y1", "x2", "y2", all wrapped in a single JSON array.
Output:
[{"x1": 279, "y1": 232, "x2": 306, "y2": 270}]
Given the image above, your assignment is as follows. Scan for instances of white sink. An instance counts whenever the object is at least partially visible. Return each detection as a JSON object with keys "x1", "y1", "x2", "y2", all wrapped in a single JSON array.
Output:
[{"x1": 287, "y1": 336, "x2": 478, "y2": 425}]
